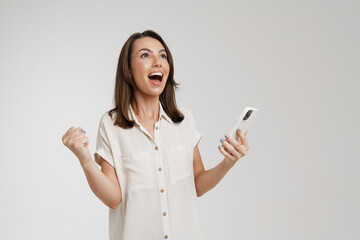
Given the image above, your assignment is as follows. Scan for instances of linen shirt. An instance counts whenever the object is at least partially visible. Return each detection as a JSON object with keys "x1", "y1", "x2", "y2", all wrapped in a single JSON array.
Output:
[{"x1": 94, "y1": 102, "x2": 203, "y2": 240}]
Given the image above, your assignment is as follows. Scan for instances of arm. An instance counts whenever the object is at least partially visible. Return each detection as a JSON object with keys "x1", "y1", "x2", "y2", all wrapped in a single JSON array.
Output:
[
  {"x1": 81, "y1": 155, "x2": 122, "y2": 209},
  {"x1": 62, "y1": 126, "x2": 122, "y2": 209},
  {"x1": 193, "y1": 145, "x2": 233, "y2": 197},
  {"x1": 193, "y1": 129, "x2": 249, "y2": 197}
]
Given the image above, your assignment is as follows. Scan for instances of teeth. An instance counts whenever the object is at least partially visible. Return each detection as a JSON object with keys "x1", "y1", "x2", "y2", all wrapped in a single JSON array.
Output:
[{"x1": 149, "y1": 72, "x2": 163, "y2": 77}]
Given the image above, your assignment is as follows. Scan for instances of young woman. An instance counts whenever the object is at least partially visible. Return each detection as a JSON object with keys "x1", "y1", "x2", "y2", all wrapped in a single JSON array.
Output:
[{"x1": 62, "y1": 30, "x2": 249, "y2": 240}]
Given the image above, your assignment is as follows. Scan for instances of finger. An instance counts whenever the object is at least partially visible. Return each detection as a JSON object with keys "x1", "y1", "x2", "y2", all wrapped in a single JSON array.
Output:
[
  {"x1": 62, "y1": 127, "x2": 79, "y2": 145},
  {"x1": 220, "y1": 139, "x2": 241, "y2": 159},
  {"x1": 237, "y1": 129, "x2": 249, "y2": 150},
  {"x1": 72, "y1": 136, "x2": 88, "y2": 148},
  {"x1": 71, "y1": 127, "x2": 87, "y2": 140},
  {"x1": 78, "y1": 136, "x2": 89, "y2": 147},
  {"x1": 225, "y1": 135, "x2": 246, "y2": 156},
  {"x1": 237, "y1": 145, "x2": 247, "y2": 156},
  {"x1": 78, "y1": 127, "x2": 87, "y2": 138},
  {"x1": 245, "y1": 130, "x2": 248, "y2": 136},
  {"x1": 77, "y1": 127, "x2": 86, "y2": 134},
  {"x1": 218, "y1": 145, "x2": 235, "y2": 161},
  {"x1": 225, "y1": 134, "x2": 239, "y2": 145},
  {"x1": 78, "y1": 136, "x2": 89, "y2": 144},
  {"x1": 62, "y1": 126, "x2": 76, "y2": 140}
]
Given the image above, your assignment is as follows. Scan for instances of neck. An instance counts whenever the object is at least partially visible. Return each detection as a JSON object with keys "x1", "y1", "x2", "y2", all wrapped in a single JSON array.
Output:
[{"x1": 131, "y1": 92, "x2": 160, "y2": 121}]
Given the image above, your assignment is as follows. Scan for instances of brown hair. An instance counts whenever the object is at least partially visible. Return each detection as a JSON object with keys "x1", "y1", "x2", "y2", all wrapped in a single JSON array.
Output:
[{"x1": 108, "y1": 30, "x2": 184, "y2": 129}]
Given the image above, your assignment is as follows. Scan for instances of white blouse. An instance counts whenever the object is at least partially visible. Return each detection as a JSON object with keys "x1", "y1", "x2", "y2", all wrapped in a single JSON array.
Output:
[{"x1": 94, "y1": 102, "x2": 203, "y2": 240}]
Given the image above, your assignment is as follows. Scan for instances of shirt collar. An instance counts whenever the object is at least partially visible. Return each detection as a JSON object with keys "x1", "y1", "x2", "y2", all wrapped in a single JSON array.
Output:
[{"x1": 129, "y1": 101, "x2": 173, "y2": 125}]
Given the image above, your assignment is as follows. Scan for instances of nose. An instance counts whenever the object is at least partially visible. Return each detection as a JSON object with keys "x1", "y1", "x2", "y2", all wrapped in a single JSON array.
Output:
[{"x1": 152, "y1": 55, "x2": 162, "y2": 68}]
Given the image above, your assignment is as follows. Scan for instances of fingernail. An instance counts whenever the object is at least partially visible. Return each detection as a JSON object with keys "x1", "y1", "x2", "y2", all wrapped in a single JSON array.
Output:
[
  {"x1": 237, "y1": 128, "x2": 241, "y2": 132},
  {"x1": 225, "y1": 134, "x2": 229, "y2": 139},
  {"x1": 218, "y1": 145, "x2": 221, "y2": 150},
  {"x1": 81, "y1": 129, "x2": 86, "y2": 133},
  {"x1": 220, "y1": 138, "x2": 225, "y2": 143}
]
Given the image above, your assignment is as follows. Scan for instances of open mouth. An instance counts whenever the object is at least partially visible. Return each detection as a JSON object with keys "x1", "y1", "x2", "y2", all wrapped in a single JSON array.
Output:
[{"x1": 148, "y1": 72, "x2": 163, "y2": 82}]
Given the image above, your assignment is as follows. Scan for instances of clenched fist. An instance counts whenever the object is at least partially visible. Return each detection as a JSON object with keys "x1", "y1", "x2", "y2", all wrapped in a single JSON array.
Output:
[{"x1": 62, "y1": 127, "x2": 92, "y2": 166}]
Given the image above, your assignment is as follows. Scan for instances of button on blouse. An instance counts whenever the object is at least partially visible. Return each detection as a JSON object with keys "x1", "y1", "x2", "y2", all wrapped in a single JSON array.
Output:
[{"x1": 94, "y1": 102, "x2": 203, "y2": 240}]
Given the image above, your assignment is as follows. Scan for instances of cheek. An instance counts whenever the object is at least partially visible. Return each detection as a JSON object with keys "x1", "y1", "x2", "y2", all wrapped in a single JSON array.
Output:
[
  {"x1": 164, "y1": 62, "x2": 170, "y2": 74},
  {"x1": 133, "y1": 62, "x2": 147, "y2": 76}
]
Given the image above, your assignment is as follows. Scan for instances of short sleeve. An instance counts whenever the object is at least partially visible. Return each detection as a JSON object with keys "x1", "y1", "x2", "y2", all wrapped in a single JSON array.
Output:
[
  {"x1": 94, "y1": 118, "x2": 115, "y2": 168},
  {"x1": 186, "y1": 109, "x2": 202, "y2": 148}
]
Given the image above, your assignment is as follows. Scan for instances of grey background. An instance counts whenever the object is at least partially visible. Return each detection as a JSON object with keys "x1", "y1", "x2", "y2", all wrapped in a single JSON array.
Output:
[{"x1": 1, "y1": 0, "x2": 359, "y2": 239}]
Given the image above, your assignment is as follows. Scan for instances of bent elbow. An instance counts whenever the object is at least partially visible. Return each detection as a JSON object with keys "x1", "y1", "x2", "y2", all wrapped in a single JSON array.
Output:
[
  {"x1": 109, "y1": 202, "x2": 120, "y2": 209},
  {"x1": 109, "y1": 205, "x2": 118, "y2": 210},
  {"x1": 196, "y1": 189, "x2": 204, "y2": 197},
  {"x1": 195, "y1": 183, "x2": 204, "y2": 197},
  {"x1": 108, "y1": 198, "x2": 122, "y2": 209}
]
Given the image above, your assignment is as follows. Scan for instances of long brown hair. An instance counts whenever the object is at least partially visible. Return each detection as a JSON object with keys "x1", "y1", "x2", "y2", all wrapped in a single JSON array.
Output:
[{"x1": 108, "y1": 30, "x2": 184, "y2": 129}]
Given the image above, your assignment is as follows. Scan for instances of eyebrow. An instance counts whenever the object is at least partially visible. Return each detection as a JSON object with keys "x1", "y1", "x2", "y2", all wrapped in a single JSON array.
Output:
[{"x1": 137, "y1": 48, "x2": 166, "y2": 54}]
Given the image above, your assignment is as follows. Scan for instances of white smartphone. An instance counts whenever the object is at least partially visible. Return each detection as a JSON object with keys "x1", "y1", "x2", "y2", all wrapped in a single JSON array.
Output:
[{"x1": 229, "y1": 106, "x2": 259, "y2": 141}]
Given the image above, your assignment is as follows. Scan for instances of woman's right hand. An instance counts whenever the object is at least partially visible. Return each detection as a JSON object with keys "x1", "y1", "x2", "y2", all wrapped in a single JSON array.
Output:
[{"x1": 62, "y1": 127, "x2": 92, "y2": 166}]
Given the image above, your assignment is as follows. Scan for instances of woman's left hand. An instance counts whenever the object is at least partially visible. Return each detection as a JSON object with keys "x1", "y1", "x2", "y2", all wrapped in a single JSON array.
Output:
[{"x1": 218, "y1": 128, "x2": 249, "y2": 167}]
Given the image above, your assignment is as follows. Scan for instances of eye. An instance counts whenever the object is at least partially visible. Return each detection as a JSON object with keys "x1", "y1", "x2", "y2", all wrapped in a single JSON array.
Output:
[
  {"x1": 141, "y1": 53, "x2": 149, "y2": 58},
  {"x1": 160, "y1": 54, "x2": 167, "y2": 59}
]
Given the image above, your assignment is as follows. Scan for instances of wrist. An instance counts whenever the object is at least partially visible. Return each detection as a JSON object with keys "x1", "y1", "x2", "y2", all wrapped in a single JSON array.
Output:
[
  {"x1": 79, "y1": 155, "x2": 94, "y2": 169},
  {"x1": 222, "y1": 158, "x2": 237, "y2": 169}
]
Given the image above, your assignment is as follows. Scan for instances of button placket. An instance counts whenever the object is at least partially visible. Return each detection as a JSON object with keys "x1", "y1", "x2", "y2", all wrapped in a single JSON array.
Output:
[{"x1": 154, "y1": 122, "x2": 170, "y2": 238}]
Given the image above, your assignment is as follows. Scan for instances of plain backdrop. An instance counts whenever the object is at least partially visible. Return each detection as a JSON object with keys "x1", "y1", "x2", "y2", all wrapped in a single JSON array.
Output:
[{"x1": 1, "y1": 0, "x2": 359, "y2": 239}]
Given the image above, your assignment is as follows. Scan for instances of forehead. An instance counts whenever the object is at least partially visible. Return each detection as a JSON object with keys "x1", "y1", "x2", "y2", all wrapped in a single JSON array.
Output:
[{"x1": 133, "y1": 37, "x2": 165, "y2": 52}]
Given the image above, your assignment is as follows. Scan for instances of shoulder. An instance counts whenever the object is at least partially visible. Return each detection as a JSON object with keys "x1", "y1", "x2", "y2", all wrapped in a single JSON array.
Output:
[{"x1": 98, "y1": 110, "x2": 116, "y2": 128}]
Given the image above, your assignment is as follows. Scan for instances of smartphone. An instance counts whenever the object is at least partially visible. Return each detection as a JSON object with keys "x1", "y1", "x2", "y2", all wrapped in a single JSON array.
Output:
[{"x1": 229, "y1": 106, "x2": 259, "y2": 141}]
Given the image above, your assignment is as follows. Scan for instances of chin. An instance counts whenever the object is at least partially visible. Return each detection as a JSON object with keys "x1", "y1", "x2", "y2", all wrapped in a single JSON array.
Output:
[{"x1": 138, "y1": 88, "x2": 164, "y2": 98}]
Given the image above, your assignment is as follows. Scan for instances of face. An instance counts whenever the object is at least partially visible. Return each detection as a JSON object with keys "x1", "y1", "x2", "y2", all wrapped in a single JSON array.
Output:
[{"x1": 130, "y1": 37, "x2": 170, "y2": 98}]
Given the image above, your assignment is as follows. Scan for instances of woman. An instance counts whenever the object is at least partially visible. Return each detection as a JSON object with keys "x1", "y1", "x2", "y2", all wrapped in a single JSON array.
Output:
[{"x1": 62, "y1": 30, "x2": 249, "y2": 240}]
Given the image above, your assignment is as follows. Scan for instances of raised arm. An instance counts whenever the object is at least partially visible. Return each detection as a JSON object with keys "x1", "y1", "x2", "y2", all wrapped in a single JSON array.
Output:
[{"x1": 62, "y1": 127, "x2": 122, "y2": 209}]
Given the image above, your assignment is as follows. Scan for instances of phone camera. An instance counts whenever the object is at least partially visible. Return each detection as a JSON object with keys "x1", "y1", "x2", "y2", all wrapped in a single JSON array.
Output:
[{"x1": 243, "y1": 110, "x2": 253, "y2": 121}]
